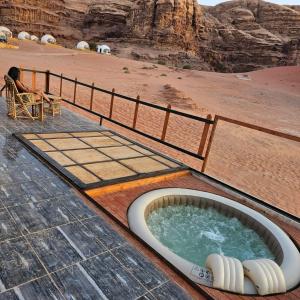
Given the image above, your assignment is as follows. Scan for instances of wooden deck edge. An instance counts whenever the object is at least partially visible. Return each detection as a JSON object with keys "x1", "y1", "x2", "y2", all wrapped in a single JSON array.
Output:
[{"x1": 85, "y1": 170, "x2": 190, "y2": 198}]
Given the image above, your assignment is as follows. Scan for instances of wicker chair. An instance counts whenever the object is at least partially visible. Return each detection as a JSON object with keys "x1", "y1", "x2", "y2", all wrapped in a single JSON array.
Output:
[{"x1": 4, "y1": 75, "x2": 44, "y2": 121}]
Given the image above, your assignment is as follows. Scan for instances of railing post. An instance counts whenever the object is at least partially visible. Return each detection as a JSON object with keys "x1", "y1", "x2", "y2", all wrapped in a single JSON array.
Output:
[
  {"x1": 59, "y1": 73, "x2": 63, "y2": 97},
  {"x1": 99, "y1": 117, "x2": 103, "y2": 126},
  {"x1": 19, "y1": 66, "x2": 24, "y2": 82},
  {"x1": 31, "y1": 69, "x2": 36, "y2": 90},
  {"x1": 45, "y1": 70, "x2": 50, "y2": 94},
  {"x1": 201, "y1": 115, "x2": 219, "y2": 173},
  {"x1": 90, "y1": 82, "x2": 95, "y2": 111},
  {"x1": 132, "y1": 95, "x2": 140, "y2": 129},
  {"x1": 161, "y1": 104, "x2": 171, "y2": 141},
  {"x1": 73, "y1": 77, "x2": 77, "y2": 103},
  {"x1": 109, "y1": 88, "x2": 115, "y2": 119},
  {"x1": 197, "y1": 114, "x2": 212, "y2": 157}
]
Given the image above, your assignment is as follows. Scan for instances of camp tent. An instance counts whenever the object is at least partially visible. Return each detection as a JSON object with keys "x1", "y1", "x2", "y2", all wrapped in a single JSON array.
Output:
[
  {"x1": 0, "y1": 26, "x2": 12, "y2": 38},
  {"x1": 41, "y1": 34, "x2": 56, "y2": 44},
  {"x1": 76, "y1": 41, "x2": 90, "y2": 50},
  {"x1": 30, "y1": 35, "x2": 39, "y2": 41},
  {"x1": 18, "y1": 31, "x2": 30, "y2": 40},
  {"x1": 96, "y1": 44, "x2": 111, "y2": 54}
]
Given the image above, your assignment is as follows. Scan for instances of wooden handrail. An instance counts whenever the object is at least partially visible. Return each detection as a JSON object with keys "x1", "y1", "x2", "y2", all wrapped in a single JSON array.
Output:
[
  {"x1": 19, "y1": 68, "x2": 213, "y2": 123},
  {"x1": 48, "y1": 72, "x2": 214, "y2": 124},
  {"x1": 201, "y1": 115, "x2": 300, "y2": 173},
  {"x1": 216, "y1": 115, "x2": 300, "y2": 142},
  {"x1": 18, "y1": 68, "x2": 213, "y2": 160},
  {"x1": 18, "y1": 68, "x2": 300, "y2": 172}
]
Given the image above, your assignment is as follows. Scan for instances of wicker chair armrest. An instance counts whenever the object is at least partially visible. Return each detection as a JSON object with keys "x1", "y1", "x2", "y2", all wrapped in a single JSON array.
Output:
[
  {"x1": 17, "y1": 93, "x2": 34, "y2": 98},
  {"x1": 17, "y1": 92, "x2": 35, "y2": 97},
  {"x1": 17, "y1": 93, "x2": 43, "y2": 104}
]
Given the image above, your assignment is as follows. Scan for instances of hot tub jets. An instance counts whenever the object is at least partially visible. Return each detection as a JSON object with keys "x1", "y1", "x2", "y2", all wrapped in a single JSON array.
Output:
[{"x1": 128, "y1": 189, "x2": 300, "y2": 295}]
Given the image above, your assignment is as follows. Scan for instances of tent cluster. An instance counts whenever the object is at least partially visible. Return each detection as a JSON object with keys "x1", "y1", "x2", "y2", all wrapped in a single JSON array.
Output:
[
  {"x1": 0, "y1": 27, "x2": 57, "y2": 45},
  {"x1": 75, "y1": 41, "x2": 111, "y2": 54},
  {"x1": 0, "y1": 27, "x2": 111, "y2": 54},
  {"x1": 16, "y1": 31, "x2": 56, "y2": 44}
]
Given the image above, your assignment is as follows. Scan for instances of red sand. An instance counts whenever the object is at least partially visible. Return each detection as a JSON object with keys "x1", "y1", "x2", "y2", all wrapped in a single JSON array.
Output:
[{"x1": 0, "y1": 40, "x2": 299, "y2": 217}]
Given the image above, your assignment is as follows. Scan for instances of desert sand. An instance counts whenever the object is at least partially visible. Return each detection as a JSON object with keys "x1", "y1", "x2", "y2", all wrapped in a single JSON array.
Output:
[{"x1": 0, "y1": 40, "x2": 299, "y2": 217}]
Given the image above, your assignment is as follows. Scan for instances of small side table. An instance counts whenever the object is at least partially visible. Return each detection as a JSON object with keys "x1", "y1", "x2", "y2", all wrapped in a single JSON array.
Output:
[{"x1": 44, "y1": 95, "x2": 62, "y2": 116}]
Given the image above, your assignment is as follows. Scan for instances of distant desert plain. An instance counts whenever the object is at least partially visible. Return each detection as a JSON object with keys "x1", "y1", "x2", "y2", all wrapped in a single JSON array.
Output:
[{"x1": 0, "y1": 40, "x2": 299, "y2": 217}]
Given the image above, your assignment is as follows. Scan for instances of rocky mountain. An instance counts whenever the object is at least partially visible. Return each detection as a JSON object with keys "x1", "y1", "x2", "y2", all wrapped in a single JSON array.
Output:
[{"x1": 0, "y1": 0, "x2": 299, "y2": 72}]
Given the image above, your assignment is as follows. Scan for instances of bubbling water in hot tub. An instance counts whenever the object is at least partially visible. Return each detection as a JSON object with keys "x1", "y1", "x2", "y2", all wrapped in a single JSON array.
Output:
[{"x1": 147, "y1": 205, "x2": 275, "y2": 267}]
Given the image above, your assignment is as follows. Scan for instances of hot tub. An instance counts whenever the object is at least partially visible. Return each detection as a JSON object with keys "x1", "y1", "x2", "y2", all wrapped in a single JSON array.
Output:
[{"x1": 128, "y1": 189, "x2": 300, "y2": 295}]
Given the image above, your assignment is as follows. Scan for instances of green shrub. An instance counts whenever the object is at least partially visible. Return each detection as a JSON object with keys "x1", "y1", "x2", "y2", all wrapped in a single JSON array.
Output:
[
  {"x1": 160, "y1": 73, "x2": 167, "y2": 77},
  {"x1": 183, "y1": 64, "x2": 192, "y2": 70},
  {"x1": 157, "y1": 60, "x2": 166, "y2": 65},
  {"x1": 89, "y1": 42, "x2": 97, "y2": 51}
]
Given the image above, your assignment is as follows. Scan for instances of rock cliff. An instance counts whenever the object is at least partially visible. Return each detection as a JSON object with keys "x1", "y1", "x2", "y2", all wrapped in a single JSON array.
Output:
[
  {"x1": 0, "y1": 0, "x2": 299, "y2": 72},
  {"x1": 206, "y1": 0, "x2": 300, "y2": 71}
]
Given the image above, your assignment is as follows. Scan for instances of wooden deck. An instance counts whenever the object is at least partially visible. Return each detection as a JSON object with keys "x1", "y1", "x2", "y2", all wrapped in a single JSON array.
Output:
[{"x1": 86, "y1": 171, "x2": 300, "y2": 300}]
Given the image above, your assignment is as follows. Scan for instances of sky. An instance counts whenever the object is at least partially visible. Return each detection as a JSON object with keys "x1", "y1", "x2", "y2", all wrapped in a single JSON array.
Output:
[{"x1": 199, "y1": 0, "x2": 300, "y2": 5}]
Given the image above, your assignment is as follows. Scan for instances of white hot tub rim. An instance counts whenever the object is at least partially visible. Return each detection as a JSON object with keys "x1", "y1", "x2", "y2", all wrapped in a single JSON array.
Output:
[{"x1": 127, "y1": 188, "x2": 300, "y2": 294}]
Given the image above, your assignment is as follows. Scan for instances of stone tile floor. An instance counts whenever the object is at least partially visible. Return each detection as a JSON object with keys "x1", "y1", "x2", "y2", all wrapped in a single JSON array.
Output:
[{"x1": 0, "y1": 98, "x2": 192, "y2": 300}]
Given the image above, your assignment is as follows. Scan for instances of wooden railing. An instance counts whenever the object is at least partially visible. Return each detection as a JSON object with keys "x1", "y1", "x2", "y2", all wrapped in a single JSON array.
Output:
[
  {"x1": 19, "y1": 68, "x2": 215, "y2": 162},
  {"x1": 7, "y1": 68, "x2": 300, "y2": 170},
  {"x1": 202, "y1": 115, "x2": 300, "y2": 172}
]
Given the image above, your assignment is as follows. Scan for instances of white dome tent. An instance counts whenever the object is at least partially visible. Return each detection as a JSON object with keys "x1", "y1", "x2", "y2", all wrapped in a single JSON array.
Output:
[
  {"x1": 0, "y1": 26, "x2": 12, "y2": 38},
  {"x1": 41, "y1": 34, "x2": 56, "y2": 44},
  {"x1": 30, "y1": 35, "x2": 39, "y2": 42},
  {"x1": 97, "y1": 44, "x2": 111, "y2": 54},
  {"x1": 18, "y1": 31, "x2": 30, "y2": 40},
  {"x1": 76, "y1": 41, "x2": 90, "y2": 50}
]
